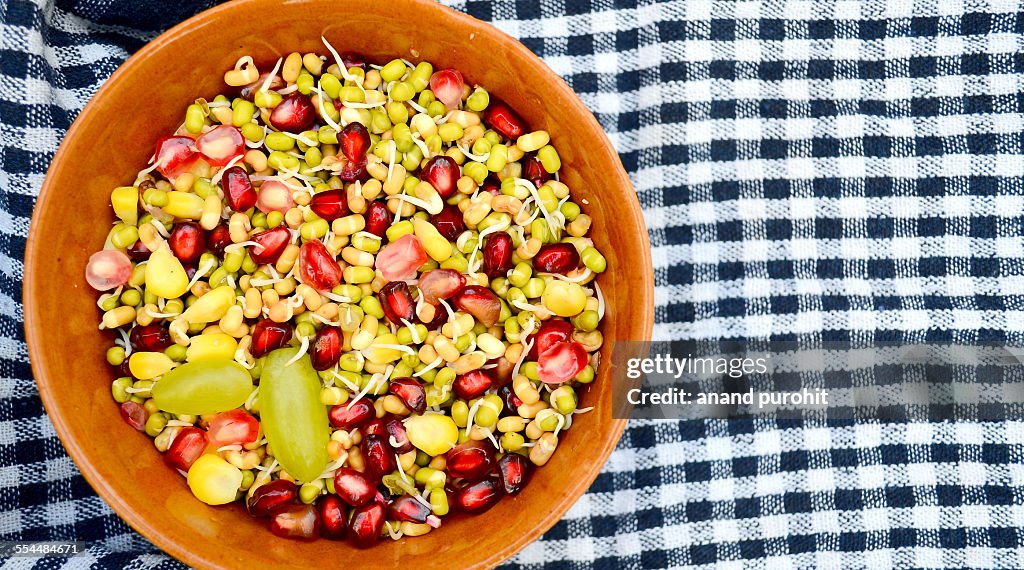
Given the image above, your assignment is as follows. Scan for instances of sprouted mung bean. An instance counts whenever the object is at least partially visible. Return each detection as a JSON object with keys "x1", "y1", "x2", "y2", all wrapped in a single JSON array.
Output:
[{"x1": 86, "y1": 37, "x2": 607, "y2": 546}]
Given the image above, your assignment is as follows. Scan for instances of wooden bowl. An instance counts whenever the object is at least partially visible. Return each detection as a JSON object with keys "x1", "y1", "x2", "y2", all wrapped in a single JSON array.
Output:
[{"x1": 24, "y1": 0, "x2": 654, "y2": 567}]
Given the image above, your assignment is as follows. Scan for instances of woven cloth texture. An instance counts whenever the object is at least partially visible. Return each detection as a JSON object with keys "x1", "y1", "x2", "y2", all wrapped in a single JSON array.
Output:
[{"x1": 3, "y1": 0, "x2": 1024, "y2": 568}]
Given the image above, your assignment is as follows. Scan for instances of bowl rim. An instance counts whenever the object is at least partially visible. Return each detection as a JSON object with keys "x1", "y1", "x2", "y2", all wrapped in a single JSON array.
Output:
[{"x1": 24, "y1": 0, "x2": 654, "y2": 567}]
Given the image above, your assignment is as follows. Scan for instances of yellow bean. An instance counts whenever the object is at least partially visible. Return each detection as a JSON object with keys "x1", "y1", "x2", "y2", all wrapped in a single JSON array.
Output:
[
  {"x1": 243, "y1": 287, "x2": 263, "y2": 319},
  {"x1": 218, "y1": 305, "x2": 247, "y2": 338},
  {"x1": 433, "y1": 336, "x2": 460, "y2": 362},
  {"x1": 102, "y1": 306, "x2": 136, "y2": 329},
  {"x1": 529, "y1": 433, "x2": 558, "y2": 466},
  {"x1": 518, "y1": 400, "x2": 549, "y2": 419},
  {"x1": 282, "y1": 52, "x2": 303, "y2": 83},
  {"x1": 451, "y1": 351, "x2": 487, "y2": 374},
  {"x1": 229, "y1": 213, "x2": 250, "y2": 243},
  {"x1": 200, "y1": 195, "x2": 222, "y2": 230},
  {"x1": 302, "y1": 53, "x2": 323, "y2": 75},
  {"x1": 245, "y1": 149, "x2": 268, "y2": 172},
  {"x1": 342, "y1": 246, "x2": 375, "y2": 267},
  {"x1": 275, "y1": 243, "x2": 300, "y2": 274},
  {"x1": 332, "y1": 214, "x2": 365, "y2": 236},
  {"x1": 516, "y1": 130, "x2": 550, "y2": 153},
  {"x1": 513, "y1": 375, "x2": 540, "y2": 405}
]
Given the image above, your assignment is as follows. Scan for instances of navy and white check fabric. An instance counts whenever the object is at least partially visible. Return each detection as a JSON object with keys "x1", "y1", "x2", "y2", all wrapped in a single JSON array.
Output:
[{"x1": 3, "y1": 0, "x2": 1024, "y2": 567}]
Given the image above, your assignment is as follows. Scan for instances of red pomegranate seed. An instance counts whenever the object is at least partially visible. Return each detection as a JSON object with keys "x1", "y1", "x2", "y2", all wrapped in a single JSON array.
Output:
[
  {"x1": 493, "y1": 356, "x2": 514, "y2": 386},
  {"x1": 167, "y1": 222, "x2": 204, "y2": 264},
  {"x1": 378, "y1": 235, "x2": 429, "y2": 281},
  {"x1": 250, "y1": 319, "x2": 294, "y2": 357},
  {"x1": 341, "y1": 52, "x2": 366, "y2": 70},
  {"x1": 154, "y1": 135, "x2": 198, "y2": 178},
  {"x1": 165, "y1": 426, "x2": 208, "y2": 472},
  {"x1": 362, "y1": 434, "x2": 395, "y2": 480},
  {"x1": 537, "y1": 341, "x2": 588, "y2": 384},
  {"x1": 497, "y1": 453, "x2": 531, "y2": 495},
  {"x1": 256, "y1": 180, "x2": 295, "y2": 214},
  {"x1": 126, "y1": 239, "x2": 152, "y2": 261},
  {"x1": 270, "y1": 93, "x2": 316, "y2": 133},
  {"x1": 454, "y1": 370, "x2": 493, "y2": 401},
  {"x1": 483, "y1": 100, "x2": 527, "y2": 140},
  {"x1": 482, "y1": 232, "x2": 513, "y2": 278},
  {"x1": 446, "y1": 440, "x2": 496, "y2": 481},
  {"x1": 422, "y1": 300, "x2": 451, "y2": 331},
  {"x1": 453, "y1": 478, "x2": 504, "y2": 514},
  {"x1": 311, "y1": 326, "x2": 342, "y2": 371},
  {"x1": 240, "y1": 72, "x2": 284, "y2": 99},
  {"x1": 119, "y1": 401, "x2": 148, "y2": 431},
  {"x1": 298, "y1": 240, "x2": 342, "y2": 291},
  {"x1": 348, "y1": 501, "x2": 385, "y2": 548},
  {"x1": 318, "y1": 495, "x2": 347, "y2": 540},
  {"x1": 222, "y1": 166, "x2": 257, "y2": 213},
  {"x1": 430, "y1": 203, "x2": 465, "y2": 241},
  {"x1": 526, "y1": 318, "x2": 573, "y2": 359},
  {"x1": 362, "y1": 418, "x2": 387, "y2": 437},
  {"x1": 387, "y1": 495, "x2": 432, "y2": 523},
  {"x1": 498, "y1": 384, "x2": 523, "y2": 412},
  {"x1": 339, "y1": 122, "x2": 371, "y2": 163},
  {"x1": 451, "y1": 285, "x2": 501, "y2": 326},
  {"x1": 421, "y1": 156, "x2": 459, "y2": 199},
  {"x1": 480, "y1": 175, "x2": 502, "y2": 196},
  {"x1": 333, "y1": 467, "x2": 376, "y2": 507},
  {"x1": 129, "y1": 324, "x2": 172, "y2": 352},
  {"x1": 339, "y1": 157, "x2": 369, "y2": 182},
  {"x1": 533, "y1": 243, "x2": 581, "y2": 274},
  {"x1": 522, "y1": 153, "x2": 551, "y2": 188},
  {"x1": 248, "y1": 226, "x2": 292, "y2": 265},
  {"x1": 363, "y1": 201, "x2": 390, "y2": 237},
  {"x1": 328, "y1": 400, "x2": 374, "y2": 430},
  {"x1": 205, "y1": 224, "x2": 232, "y2": 256},
  {"x1": 308, "y1": 189, "x2": 348, "y2": 221},
  {"x1": 418, "y1": 269, "x2": 465, "y2": 304},
  {"x1": 379, "y1": 281, "x2": 416, "y2": 324},
  {"x1": 247, "y1": 479, "x2": 298, "y2": 517},
  {"x1": 384, "y1": 415, "x2": 414, "y2": 454},
  {"x1": 86, "y1": 250, "x2": 132, "y2": 291},
  {"x1": 269, "y1": 504, "x2": 320, "y2": 540},
  {"x1": 195, "y1": 125, "x2": 244, "y2": 166},
  {"x1": 429, "y1": 69, "x2": 465, "y2": 109},
  {"x1": 208, "y1": 409, "x2": 259, "y2": 446},
  {"x1": 388, "y1": 377, "x2": 426, "y2": 415}
]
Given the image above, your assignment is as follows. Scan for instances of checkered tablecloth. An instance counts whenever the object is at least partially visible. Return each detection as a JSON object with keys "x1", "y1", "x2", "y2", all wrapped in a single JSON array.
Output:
[{"x1": 4, "y1": 0, "x2": 1024, "y2": 568}]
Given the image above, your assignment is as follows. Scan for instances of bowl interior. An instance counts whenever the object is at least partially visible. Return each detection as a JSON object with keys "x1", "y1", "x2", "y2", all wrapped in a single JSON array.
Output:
[{"x1": 24, "y1": 1, "x2": 653, "y2": 568}]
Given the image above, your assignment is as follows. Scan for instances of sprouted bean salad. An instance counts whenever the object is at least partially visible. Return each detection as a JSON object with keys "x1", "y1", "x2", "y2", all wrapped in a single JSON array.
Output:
[{"x1": 86, "y1": 37, "x2": 607, "y2": 545}]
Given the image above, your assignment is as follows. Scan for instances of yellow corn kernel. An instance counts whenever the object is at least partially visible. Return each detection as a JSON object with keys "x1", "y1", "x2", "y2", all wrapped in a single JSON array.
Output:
[
  {"x1": 413, "y1": 217, "x2": 452, "y2": 262},
  {"x1": 186, "y1": 333, "x2": 238, "y2": 362},
  {"x1": 182, "y1": 285, "x2": 236, "y2": 323},
  {"x1": 187, "y1": 454, "x2": 243, "y2": 505},
  {"x1": 541, "y1": 281, "x2": 587, "y2": 317},
  {"x1": 145, "y1": 244, "x2": 190, "y2": 299},
  {"x1": 111, "y1": 186, "x2": 139, "y2": 226},
  {"x1": 405, "y1": 413, "x2": 459, "y2": 456},
  {"x1": 163, "y1": 191, "x2": 205, "y2": 219},
  {"x1": 128, "y1": 351, "x2": 175, "y2": 380},
  {"x1": 363, "y1": 333, "x2": 404, "y2": 364}
]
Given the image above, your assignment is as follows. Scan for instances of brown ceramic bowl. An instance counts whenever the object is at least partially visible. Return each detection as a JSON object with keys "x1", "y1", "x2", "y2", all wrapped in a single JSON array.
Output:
[{"x1": 24, "y1": 0, "x2": 653, "y2": 568}]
